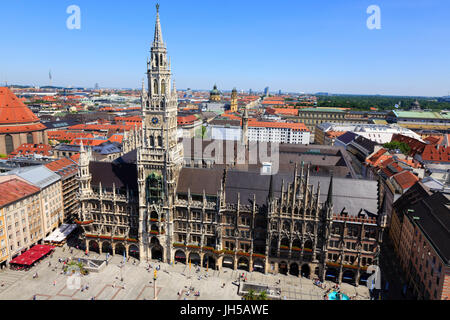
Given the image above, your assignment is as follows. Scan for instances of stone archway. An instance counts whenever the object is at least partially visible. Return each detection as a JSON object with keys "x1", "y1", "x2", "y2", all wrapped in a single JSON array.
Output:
[
  {"x1": 222, "y1": 256, "x2": 234, "y2": 270},
  {"x1": 237, "y1": 257, "x2": 249, "y2": 271},
  {"x1": 325, "y1": 267, "x2": 338, "y2": 282},
  {"x1": 129, "y1": 244, "x2": 140, "y2": 260},
  {"x1": 342, "y1": 270, "x2": 355, "y2": 284},
  {"x1": 253, "y1": 259, "x2": 265, "y2": 273},
  {"x1": 202, "y1": 255, "x2": 216, "y2": 270},
  {"x1": 359, "y1": 272, "x2": 370, "y2": 286},
  {"x1": 151, "y1": 246, "x2": 163, "y2": 261},
  {"x1": 189, "y1": 252, "x2": 201, "y2": 266},
  {"x1": 88, "y1": 240, "x2": 99, "y2": 254},
  {"x1": 301, "y1": 264, "x2": 311, "y2": 278},
  {"x1": 289, "y1": 263, "x2": 299, "y2": 277},
  {"x1": 115, "y1": 243, "x2": 126, "y2": 256},
  {"x1": 102, "y1": 241, "x2": 113, "y2": 255},
  {"x1": 175, "y1": 249, "x2": 186, "y2": 264},
  {"x1": 279, "y1": 261, "x2": 288, "y2": 275}
]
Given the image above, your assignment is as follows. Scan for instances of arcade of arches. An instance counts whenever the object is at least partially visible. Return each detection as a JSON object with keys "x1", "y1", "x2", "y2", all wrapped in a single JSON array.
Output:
[{"x1": 85, "y1": 239, "x2": 363, "y2": 285}]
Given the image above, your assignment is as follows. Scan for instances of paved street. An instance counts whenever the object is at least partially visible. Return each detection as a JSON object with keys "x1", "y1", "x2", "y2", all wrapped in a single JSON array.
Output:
[{"x1": 0, "y1": 245, "x2": 370, "y2": 300}]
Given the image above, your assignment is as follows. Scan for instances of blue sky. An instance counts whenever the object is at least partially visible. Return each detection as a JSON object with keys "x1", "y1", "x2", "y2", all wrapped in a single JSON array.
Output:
[{"x1": 0, "y1": 0, "x2": 449, "y2": 96}]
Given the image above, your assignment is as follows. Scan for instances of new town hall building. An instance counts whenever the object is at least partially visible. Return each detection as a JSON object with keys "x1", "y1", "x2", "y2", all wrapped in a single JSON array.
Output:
[{"x1": 76, "y1": 6, "x2": 386, "y2": 286}]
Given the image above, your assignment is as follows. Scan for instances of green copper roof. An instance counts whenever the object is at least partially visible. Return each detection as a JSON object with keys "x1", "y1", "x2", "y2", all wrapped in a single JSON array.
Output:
[{"x1": 393, "y1": 110, "x2": 450, "y2": 120}]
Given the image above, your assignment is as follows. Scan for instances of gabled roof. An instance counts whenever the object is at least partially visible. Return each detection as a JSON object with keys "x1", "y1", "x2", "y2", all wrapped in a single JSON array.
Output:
[
  {"x1": 0, "y1": 178, "x2": 40, "y2": 207},
  {"x1": 45, "y1": 158, "x2": 78, "y2": 178},
  {"x1": 366, "y1": 148, "x2": 390, "y2": 167},
  {"x1": 392, "y1": 170, "x2": 419, "y2": 191}
]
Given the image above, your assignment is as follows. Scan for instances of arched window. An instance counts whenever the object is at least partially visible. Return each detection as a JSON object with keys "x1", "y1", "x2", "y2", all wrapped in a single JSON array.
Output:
[
  {"x1": 160, "y1": 54, "x2": 163, "y2": 66},
  {"x1": 153, "y1": 79, "x2": 159, "y2": 95},
  {"x1": 27, "y1": 133, "x2": 33, "y2": 144},
  {"x1": 155, "y1": 54, "x2": 159, "y2": 67},
  {"x1": 158, "y1": 136, "x2": 162, "y2": 147},
  {"x1": 5, "y1": 134, "x2": 14, "y2": 154},
  {"x1": 161, "y1": 80, "x2": 166, "y2": 95},
  {"x1": 150, "y1": 136, "x2": 154, "y2": 147}
]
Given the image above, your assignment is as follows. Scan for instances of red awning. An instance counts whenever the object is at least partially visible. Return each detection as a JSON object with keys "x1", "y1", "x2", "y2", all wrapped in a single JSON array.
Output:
[{"x1": 9, "y1": 245, "x2": 55, "y2": 266}]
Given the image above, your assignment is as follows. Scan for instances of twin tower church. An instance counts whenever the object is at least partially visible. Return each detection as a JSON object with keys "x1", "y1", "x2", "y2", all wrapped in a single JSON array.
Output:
[{"x1": 77, "y1": 5, "x2": 385, "y2": 285}]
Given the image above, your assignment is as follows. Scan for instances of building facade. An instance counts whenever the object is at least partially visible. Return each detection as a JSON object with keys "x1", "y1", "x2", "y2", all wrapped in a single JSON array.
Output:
[
  {"x1": 0, "y1": 178, "x2": 42, "y2": 263},
  {"x1": 76, "y1": 6, "x2": 384, "y2": 286},
  {"x1": 390, "y1": 186, "x2": 450, "y2": 300}
]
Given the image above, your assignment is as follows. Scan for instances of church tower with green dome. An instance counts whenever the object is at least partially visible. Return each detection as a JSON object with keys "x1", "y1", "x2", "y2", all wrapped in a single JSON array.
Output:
[{"x1": 209, "y1": 84, "x2": 222, "y2": 102}]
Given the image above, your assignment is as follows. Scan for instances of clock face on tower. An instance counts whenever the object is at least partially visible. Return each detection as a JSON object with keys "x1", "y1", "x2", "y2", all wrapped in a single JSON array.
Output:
[{"x1": 150, "y1": 116, "x2": 161, "y2": 127}]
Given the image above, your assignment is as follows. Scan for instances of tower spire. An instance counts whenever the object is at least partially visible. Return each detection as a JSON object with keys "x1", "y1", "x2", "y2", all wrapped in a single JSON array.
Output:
[
  {"x1": 268, "y1": 174, "x2": 274, "y2": 201},
  {"x1": 327, "y1": 171, "x2": 334, "y2": 206},
  {"x1": 153, "y1": 3, "x2": 164, "y2": 47}
]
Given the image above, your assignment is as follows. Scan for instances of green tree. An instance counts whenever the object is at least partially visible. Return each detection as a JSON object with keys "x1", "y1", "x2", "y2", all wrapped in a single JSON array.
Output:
[
  {"x1": 258, "y1": 290, "x2": 268, "y2": 300},
  {"x1": 244, "y1": 290, "x2": 256, "y2": 300},
  {"x1": 383, "y1": 141, "x2": 411, "y2": 154}
]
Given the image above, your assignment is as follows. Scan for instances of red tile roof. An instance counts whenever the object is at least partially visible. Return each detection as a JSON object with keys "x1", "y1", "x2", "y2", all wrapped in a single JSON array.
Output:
[
  {"x1": 0, "y1": 87, "x2": 47, "y2": 134},
  {"x1": 273, "y1": 108, "x2": 299, "y2": 116},
  {"x1": 9, "y1": 143, "x2": 52, "y2": 158},
  {"x1": 423, "y1": 135, "x2": 444, "y2": 146},
  {"x1": 47, "y1": 131, "x2": 95, "y2": 142},
  {"x1": 71, "y1": 138, "x2": 107, "y2": 146},
  {"x1": 392, "y1": 170, "x2": 419, "y2": 190},
  {"x1": 108, "y1": 134, "x2": 124, "y2": 144},
  {"x1": 421, "y1": 145, "x2": 450, "y2": 163},
  {"x1": 248, "y1": 120, "x2": 309, "y2": 132},
  {"x1": 70, "y1": 153, "x2": 80, "y2": 163},
  {"x1": 0, "y1": 178, "x2": 40, "y2": 207},
  {"x1": 115, "y1": 116, "x2": 142, "y2": 124},
  {"x1": 366, "y1": 148, "x2": 389, "y2": 166},
  {"x1": 69, "y1": 124, "x2": 140, "y2": 132},
  {"x1": 177, "y1": 115, "x2": 199, "y2": 125},
  {"x1": 0, "y1": 87, "x2": 42, "y2": 125},
  {"x1": 45, "y1": 158, "x2": 78, "y2": 178},
  {"x1": 391, "y1": 134, "x2": 427, "y2": 156},
  {"x1": 325, "y1": 131, "x2": 346, "y2": 139}
]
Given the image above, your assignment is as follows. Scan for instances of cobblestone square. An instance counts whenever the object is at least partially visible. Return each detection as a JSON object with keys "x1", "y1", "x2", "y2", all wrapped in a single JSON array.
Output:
[{"x1": 0, "y1": 246, "x2": 370, "y2": 300}]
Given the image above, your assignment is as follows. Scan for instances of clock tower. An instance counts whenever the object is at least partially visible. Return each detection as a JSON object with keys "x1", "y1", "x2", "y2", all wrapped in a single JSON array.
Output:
[{"x1": 137, "y1": 4, "x2": 183, "y2": 262}]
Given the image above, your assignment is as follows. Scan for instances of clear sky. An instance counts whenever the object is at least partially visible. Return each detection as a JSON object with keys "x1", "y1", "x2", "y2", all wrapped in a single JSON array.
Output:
[{"x1": 0, "y1": 0, "x2": 449, "y2": 96}]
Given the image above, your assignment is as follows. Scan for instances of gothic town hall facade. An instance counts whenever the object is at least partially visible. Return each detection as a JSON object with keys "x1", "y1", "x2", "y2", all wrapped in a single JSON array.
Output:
[{"x1": 77, "y1": 6, "x2": 386, "y2": 286}]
